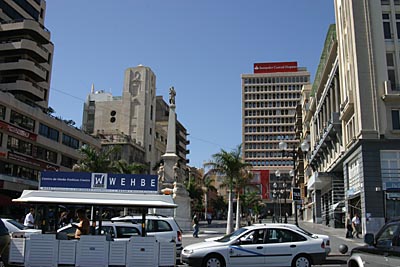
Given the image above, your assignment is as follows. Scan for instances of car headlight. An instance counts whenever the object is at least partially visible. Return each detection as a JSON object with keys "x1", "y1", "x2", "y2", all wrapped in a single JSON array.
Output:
[{"x1": 183, "y1": 249, "x2": 194, "y2": 254}]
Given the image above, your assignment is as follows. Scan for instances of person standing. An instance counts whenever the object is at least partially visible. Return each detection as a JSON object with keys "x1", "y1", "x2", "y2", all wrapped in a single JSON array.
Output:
[
  {"x1": 73, "y1": 209, "x2": 90, "y2": 239},
  {"x1": 23, "y1": 208, "x2": 35, "y2": 229},
  {"x1": 192, "y1": 213, "x2": 199, "y2": 238},
  {"x1": 352, "y1": 213, "x2": 361, "y2": 238},
  {"x1": 345, "y1": 213, "x2": 353, "y2": 238},
  {"x1": 0, "y1": 218, "x2": 10, "y2": 266}
]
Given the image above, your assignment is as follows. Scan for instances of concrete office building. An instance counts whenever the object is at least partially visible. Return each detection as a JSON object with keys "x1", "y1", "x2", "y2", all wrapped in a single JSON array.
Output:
[
  {"x1": 241, "y1": 62, "x2": 310, "y2": 214},
  {"x1": 0, "y1": 0, "x2": 101, "y2": 215},
  {"x1": 82, "y1": 66, "x2": 189, "y2": 174}
]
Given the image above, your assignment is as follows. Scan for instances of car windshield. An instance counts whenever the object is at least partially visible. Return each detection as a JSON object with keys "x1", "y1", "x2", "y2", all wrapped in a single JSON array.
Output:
[
  {"x1": 215, "y1": 228, "x2": 248, "y2": 242},
  {"x1": 6, "y1": 219, "x2": 24, "y2": 230}
]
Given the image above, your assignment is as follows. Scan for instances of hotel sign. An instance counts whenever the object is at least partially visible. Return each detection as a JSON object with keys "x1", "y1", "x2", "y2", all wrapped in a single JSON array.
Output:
[
  {"x1": 254, "y1": 62, "x2": 298, "y2": 74},
  {"x1": 40, "y1": 171, "x2": 158, "y2": 193}
]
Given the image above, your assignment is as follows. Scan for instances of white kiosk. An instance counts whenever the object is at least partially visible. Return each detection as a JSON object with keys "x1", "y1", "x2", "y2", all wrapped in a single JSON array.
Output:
[{"x1": 10, "y1": 171, "x2": 178, "y2": 267}]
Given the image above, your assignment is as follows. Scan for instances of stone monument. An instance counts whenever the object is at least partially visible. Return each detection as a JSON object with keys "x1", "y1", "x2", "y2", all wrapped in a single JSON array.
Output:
[{"x1": 157, "y1": 87, "x2": 192, "y2": 230}]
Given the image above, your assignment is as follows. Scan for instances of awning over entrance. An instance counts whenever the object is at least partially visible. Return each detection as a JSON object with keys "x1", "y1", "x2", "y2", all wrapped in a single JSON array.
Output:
[
  {"x1": 13, "y1": 190, "x2": 177, "y2": 209},
  {"x1": 307, "y1": 172, "x2": 332, "y2": 191}
]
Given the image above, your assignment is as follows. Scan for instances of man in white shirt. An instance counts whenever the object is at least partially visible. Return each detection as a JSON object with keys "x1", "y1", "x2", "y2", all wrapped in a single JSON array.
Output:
[
  {"x1": 24, "y1": 208, "x2": 35, "y2": 229},
  {"x1": 352, "y1": 213, "x2": 361, "y2": 238}
]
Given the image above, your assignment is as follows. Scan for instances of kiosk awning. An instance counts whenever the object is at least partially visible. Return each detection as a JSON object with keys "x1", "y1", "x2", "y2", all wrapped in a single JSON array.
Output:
[{"x1": 13, "y1": 190, "x2": 177, "y2": 209}]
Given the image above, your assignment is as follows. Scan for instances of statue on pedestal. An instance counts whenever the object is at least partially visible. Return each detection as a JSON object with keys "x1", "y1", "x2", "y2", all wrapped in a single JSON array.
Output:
[
  {"x1": 169, "y1": 87, "x2": 176, "y2": 105},
  {"x1": 158, "y1": 163, "x2": 165, "y2": 182}
]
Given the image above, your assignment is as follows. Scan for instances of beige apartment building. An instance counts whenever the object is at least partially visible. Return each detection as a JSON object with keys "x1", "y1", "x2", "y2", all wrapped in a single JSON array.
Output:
[
  {"x1": 241, "y1": 62, "x2": 310, "y2": 215},
  {"x1": 0, "y1": 0, "x2": 101, "y2": 215}
]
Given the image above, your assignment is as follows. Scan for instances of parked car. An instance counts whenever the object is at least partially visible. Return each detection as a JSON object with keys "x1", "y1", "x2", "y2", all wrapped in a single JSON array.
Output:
[
  {"x1": 347, "y1": 219, "x2": 400, "y2": 267},
  {"x1": 57, "y1": 221, "x2": 142, "y2": 239},
  {"x1": 182, "y1": 223, "x2": 326, "y2": 267},
  {"x1": 273, "y1": 223, "x2": 331, "y2": 255},
  {"x1": 111, "y1": 214, "x2": 183, "y2": 258},
  {"x1": 1, "y1": 218, "x2": 41, "y2": 236}
]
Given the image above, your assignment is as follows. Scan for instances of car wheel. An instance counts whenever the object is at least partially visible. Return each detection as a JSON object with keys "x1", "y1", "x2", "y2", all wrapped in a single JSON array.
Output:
[
  {"x1": 203, "y1": 254, "x2": 225, "y2": 267},
  {"x1": 292, "y1": 254, "x2": 311, "y2": 267}
]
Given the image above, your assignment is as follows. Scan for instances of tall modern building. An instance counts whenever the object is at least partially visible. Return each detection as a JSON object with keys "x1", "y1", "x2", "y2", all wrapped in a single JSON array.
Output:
[
  {"x1": 82, "y1": 65, "x2": 189, "y2": 174},
  {"x1": 241, "y1": 62, "x2": 310, "y2": 213},
  {"x1": 0, "y1": 0, "x2": 100, "y2": 215}
]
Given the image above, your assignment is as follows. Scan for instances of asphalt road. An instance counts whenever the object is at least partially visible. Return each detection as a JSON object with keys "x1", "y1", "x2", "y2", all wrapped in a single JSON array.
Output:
[{"x1": 178, "y1": 219, "x2": 358, "y2": 266}]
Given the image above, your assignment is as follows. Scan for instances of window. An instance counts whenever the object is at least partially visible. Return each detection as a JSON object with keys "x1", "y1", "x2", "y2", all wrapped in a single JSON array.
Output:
[
  {"x1": 10, "y1": 111, "x2": 35, "y2": 131},
  {"x1": 60, "y1": 155, "x2": 77, "y2": 168},
  {"x1": 376, "y1": 224, "x2": 399, "y2": 247},
  {"x1": 392, "y1": 110, "x2": 400, "y2": 130},
  {"x1": 39, "y1": 123, "x2": 59, "y2": 142},
  {"x1": 0, "y1": 105, "x2": 5, "y2": 120},
  {"x1": 383, "y1": 14, "x2": 392, "y2": 39},
  {"x1": 7, "y1": 136, "x2": 32, "y2": 155},
  {"x1": 62, "y1": 134, "x2": 79, "y2": 149},
  {"x1": 35, "y1": 146, "x2": 58, "y2": 164},
  {"x1": 397, "y1": 14, "x2": 400, "y2": 39}
]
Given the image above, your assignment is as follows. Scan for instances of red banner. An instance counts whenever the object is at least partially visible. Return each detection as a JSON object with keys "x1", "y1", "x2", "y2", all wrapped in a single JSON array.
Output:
[
  {"x1": 251, "y1": 170, "x2": 270, "y2": 199},
  {"x1": 254, "y1": 62, "x2": 298, "y2": 74},
  {"x1": 0, "y1": 120, "x2": 37, "y2": 141}
]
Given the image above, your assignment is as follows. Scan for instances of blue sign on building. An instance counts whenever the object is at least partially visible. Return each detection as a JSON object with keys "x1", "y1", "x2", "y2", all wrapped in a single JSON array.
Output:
[{"x1": 40, "y1": 171, "x2": 158, "y2": 193}]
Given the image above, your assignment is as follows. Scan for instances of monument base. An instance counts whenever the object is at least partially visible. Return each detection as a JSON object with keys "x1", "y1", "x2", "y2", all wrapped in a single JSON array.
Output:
[{"x1": 173, "y1": 193, "x2": 192, "y2": 231}]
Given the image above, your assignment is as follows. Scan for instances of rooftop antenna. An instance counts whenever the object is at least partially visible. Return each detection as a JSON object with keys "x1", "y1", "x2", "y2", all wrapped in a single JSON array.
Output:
[{"x1": 91, "y1": 83, "x2": 95, "y2": 94}]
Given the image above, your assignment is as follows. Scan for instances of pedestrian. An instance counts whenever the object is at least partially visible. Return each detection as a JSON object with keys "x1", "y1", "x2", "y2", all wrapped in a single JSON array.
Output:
[
  {"x1": 206, "y1": 213, "x2": 212, "y2": 225},
  {"x1": 192, "y1": 213, "x2": 199, "y2": 238},
  {"x1": 23, "y1": 208, "x2": 35, "y2": 229},
  {"x1": 345, "y1": 213, "x2": 353, "y2": 238},
  {"x1": 0, "y1": 218, "x2": 10, "y2": 266},
  {"x1": 73, "y1": 209, "x2": 90, "y2": 239},
  {"x1": 352, "y1": 213, "x2": 361, "y2": 238},
  {"x1": 246, "y1": 214, "x2": 252, "y2": 226}
]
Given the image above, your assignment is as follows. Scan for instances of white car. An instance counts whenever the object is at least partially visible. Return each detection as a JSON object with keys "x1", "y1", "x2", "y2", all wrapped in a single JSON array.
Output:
[
  {"x1": 263, "y1": 223, "x2": 331, "y2": 255},
  {"x1": 181, "y1": 224, "x2": 326, "y2": 267},
  {"x1": 1, "y1": 218, "x2": 42, "y2": 236},
  {"x1": 111, "y1": 214, "x2": 183, "y2": 258},
  {"x1": 57, "y1": 221, "x2": 142, "y2": 239}
]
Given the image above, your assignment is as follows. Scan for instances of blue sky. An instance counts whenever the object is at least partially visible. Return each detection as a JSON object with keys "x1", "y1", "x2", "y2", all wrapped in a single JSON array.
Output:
[{"x1": 45, "y1": 1, "x2": 335, "y2": 168}]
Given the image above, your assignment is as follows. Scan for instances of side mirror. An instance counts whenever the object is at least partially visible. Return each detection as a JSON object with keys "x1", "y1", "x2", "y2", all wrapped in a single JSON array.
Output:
[{"x1": 364, "y1": 233, "x2": 374, "y2": 246}]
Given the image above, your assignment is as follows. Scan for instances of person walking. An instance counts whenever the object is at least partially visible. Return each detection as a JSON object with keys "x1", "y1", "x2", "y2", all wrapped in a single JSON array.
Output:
[
  {"x1": 345, "y1": 213, "x2": 353, "y2": 238},
  {"x1": 352, "y1": 213, "x2": 361, "y2": 238},
  {"x1": 23, "y1": 208, "x2": 35, "y2": 229},
  {"x1": 192, "y1": 213, "x2": 199, "y2": 238}
]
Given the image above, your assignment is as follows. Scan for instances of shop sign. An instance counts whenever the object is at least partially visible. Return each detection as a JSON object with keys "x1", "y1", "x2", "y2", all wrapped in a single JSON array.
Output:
[
  {"x1": 0, "y1": 120, "x2": 37, "y2": 141},
  {"x1": 40, "y1": 171, "x2": 158, "y2": 193}
]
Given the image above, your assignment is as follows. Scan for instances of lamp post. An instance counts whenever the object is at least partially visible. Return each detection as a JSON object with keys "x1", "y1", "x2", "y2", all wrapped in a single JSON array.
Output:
[{"x1": 278, "y1": 140, "x2": 310, "y2": 226}]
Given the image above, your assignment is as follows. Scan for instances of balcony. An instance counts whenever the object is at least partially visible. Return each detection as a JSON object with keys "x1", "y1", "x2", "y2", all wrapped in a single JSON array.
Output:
[
  {"x1": 309, "y1": 112, "x2": 341, "y2": 169},
  {"x1": 339, "y1": 91, "x2": 354, "y2": 121},
  {"x1": 381, "y1": 80, "x2": 400, "y2": 103},
  {"x1": 0, "y1": 80, "x2": 47, "y2": 101},
  {"x1": 0, "y1": 59, "x2": 47, "y2": 81},
  {"x1": 0, "y1": 39, "x2": 50, "y2": 63},
  {"x1": 0, "y1": 19, "x2": 51, "y2": 44}
]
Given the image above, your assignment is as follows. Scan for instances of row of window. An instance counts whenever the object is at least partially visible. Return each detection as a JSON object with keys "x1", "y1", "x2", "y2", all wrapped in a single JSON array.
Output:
[
  {"x1": 245, "y1": 159, "x2": 295, "y2": 167},
  {"x1": 244, "y1": 92, "x2": 301, "y2": 100},
  {"x1": 245, "y1": 143, "x2": 288, "y2": 150},
  {"x1": 244, "y1": 101, "x2": 299, "y2": 109},
  {"x1": 381, "y1": 0, "x2": 400, "y2": 5},
  {"x1": 244, "y1": 134, "x2": 295, "y2": 141},
  {"x1": 244, "y1": 109, "x2": 294, "y2": 117},
  {"x1": 243, "y1": 76, "x2": 309, "y2": 85},
  {"x1": 244, "y1": 117, "x2": 294, "y2": 125},
  {"x1": 244, "y1": 126, "x2": 295, "y2": 133},
  {"x1": 245, "y1": 151, "x2": 296, "y2": 158}
]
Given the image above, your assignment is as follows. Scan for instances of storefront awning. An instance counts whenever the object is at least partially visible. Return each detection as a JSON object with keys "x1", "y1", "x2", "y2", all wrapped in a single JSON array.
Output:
[
  {"x1": 13, "y1": 190, "x2": 177, "y2": 209},
  {"x1": 307, "y1": 172, "x2": 332, "y2": 191}
]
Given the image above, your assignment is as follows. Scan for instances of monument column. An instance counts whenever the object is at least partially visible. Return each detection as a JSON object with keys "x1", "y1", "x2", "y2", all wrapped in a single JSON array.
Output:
[{"x1": 159, "y1": 87, "x2": 192, "y2": 230}]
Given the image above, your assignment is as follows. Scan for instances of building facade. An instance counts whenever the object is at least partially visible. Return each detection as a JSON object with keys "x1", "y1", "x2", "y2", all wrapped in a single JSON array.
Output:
[
  {"x1": 241, "y1": 62, "x2": 310, "y2": 215},
  {"x1": 0, "y1": 0, "x2": 101, "y2": 215},
  {"x1": 82, "y1": 66, "x2": 190, "y2": 175}
]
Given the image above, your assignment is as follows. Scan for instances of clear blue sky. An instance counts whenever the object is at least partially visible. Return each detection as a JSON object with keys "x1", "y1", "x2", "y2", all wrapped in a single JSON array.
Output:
[{"x1": 45, "y1": 1, "x2": 335, "y2": 168}]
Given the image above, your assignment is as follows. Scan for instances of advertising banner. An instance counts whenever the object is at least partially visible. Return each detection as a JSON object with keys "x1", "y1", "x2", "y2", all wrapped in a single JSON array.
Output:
[
  {"x1": 40, "y1": 171, "x2": 158, "y2": 193},
  {"x1": 254, "y1": 62, "x2": 298, "y2": 74}
]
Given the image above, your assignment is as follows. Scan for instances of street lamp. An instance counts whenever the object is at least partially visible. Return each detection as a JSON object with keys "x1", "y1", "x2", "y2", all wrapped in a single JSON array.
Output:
[
  {"x1": 275, "y1": 169, "x2": 288, "y2": 223},
  {"x1": 278, "y1": 139, "x2": 310, "y2": 226}
]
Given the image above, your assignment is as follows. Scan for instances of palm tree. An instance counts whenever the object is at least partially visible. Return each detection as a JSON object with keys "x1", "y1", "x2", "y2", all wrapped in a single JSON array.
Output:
[
  {"x1": 73, "y1": 145, "x2": 119, "y2": 173},
  {"x1": 234, "y1": 167, "x2": 253, "y2": 230},
  {"x1": 206, "y1": 145, "x2": 250, "y2": 234},
  {"x1": 202, "y1": 170, "x2": 217, "y2": 221},
  {"x1": 113, "y1": 159, "x2": 149, "y2": 174}
]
